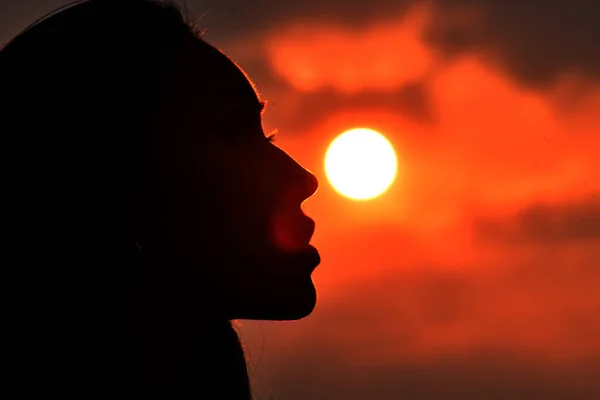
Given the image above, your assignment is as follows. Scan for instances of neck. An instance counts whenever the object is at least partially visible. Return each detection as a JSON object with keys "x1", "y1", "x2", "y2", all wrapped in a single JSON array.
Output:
[{"x1": 124, "y1": 268, "x2": 250, "y2": 398}]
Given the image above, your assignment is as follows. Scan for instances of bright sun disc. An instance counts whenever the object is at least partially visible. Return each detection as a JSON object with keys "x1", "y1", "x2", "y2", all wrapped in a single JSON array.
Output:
[{"x1": 325, "y1": 128, "x2": 398, "y2": 200}]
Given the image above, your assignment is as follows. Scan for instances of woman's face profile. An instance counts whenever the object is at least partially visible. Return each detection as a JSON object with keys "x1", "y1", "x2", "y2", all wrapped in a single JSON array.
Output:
[{"x1": 152, "y1": 43, "x2": 320, "y2": 321}]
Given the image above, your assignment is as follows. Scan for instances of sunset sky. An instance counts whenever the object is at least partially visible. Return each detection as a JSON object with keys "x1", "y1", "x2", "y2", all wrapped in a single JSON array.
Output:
[{"x1": 3, "y1": 0, "x2": 599, "y2": 398}]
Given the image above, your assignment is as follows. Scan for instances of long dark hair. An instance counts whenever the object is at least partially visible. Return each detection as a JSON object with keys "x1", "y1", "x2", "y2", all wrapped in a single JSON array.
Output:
[{"x1": 2, "y1": 0, "x2": 252, "y2": 397}]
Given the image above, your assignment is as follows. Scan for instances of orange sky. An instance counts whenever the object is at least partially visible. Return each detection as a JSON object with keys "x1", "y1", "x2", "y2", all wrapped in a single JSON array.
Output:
[{"x1": 219, "y1": 3, "x2": 600, "y2": 399}]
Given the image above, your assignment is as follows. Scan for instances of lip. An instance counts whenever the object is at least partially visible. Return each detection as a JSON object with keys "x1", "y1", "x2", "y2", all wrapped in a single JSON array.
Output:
[
  {"x1": 271, "y1": 211, "x2": 316, "y2": 251},
  {"x1": 293, "y1": 244, "x2": 320, "y2": 271},
  {"x1": 296, "y1": 217, "x2": 316, "y2": 248},
  {"x1": 305, "y1": 244, "x2": 320, "y2": 264}
]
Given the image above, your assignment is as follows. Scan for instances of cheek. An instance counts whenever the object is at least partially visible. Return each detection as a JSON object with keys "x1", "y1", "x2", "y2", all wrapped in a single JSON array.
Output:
[{"x1": 204, "y1": 144, "x2": 279, "y2": 254}]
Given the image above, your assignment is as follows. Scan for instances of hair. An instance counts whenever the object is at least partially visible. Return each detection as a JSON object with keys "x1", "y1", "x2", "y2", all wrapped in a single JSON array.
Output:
[{"x1": 2, "y1": 0, "x2": 252, "y2": 397}]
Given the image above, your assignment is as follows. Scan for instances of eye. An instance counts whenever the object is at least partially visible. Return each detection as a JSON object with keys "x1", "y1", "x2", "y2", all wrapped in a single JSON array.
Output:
[{"x1": 265, "y1": 129, "x2": 278, "y2": 143}]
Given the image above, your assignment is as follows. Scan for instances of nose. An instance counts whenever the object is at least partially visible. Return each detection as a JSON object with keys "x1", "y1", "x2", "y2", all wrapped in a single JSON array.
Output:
[
  {"x1": 282, "y1": 151, "x2": 319, "y2": 204},
  {"x1": 301, "y1": 168, "x2": 319, "y2": 202}
]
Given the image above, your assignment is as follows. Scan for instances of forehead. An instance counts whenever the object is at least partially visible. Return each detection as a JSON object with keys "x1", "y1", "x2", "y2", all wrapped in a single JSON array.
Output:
[{"x1": 186, "y1": 39, "x2": 263, "y2": 112}]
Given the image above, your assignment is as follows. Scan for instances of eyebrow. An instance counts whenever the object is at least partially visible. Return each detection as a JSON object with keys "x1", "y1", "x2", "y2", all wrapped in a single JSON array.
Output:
[{"x1": 258, "y1": 100, "x2": 267, "y2": 114}]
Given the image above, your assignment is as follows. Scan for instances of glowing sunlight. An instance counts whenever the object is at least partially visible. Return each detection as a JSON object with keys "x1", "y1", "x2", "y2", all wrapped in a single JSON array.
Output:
[{"x1": 324, "y1": 128, "x2": 398, "y2": 200}]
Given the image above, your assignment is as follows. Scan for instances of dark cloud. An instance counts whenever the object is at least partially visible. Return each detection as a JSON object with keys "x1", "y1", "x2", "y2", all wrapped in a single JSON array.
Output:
[
  {"x1": 476, "y1": 194, "x2": 600, "y2": 245},
  {"x1": 429, "y1": 0, "x2": 600, "y2": 88},
  {"x1": 262, "y1": 83, "x2": 434, "y2": 134},
  {"x1": 194, "y1": 0, "x2": 600, "y2": 89},
  {"x1": 188, "y1": 0, "x2": 415, "y2": 38}
]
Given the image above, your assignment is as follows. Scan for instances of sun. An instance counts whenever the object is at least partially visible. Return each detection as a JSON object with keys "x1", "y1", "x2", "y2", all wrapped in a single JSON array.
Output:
[{"x1": 324, "y1": 128, "x2": 398, "y2": 200}]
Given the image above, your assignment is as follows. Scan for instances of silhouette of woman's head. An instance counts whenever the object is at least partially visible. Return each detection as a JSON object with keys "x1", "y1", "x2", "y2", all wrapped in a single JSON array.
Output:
[{"x1": 2, "y1": 0, "x2": 319, "y2": 396}]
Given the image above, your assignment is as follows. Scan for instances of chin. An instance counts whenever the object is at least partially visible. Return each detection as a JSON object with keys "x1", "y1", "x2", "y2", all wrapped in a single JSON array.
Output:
[
  {"x1": 268, "y1": 263, "x2": 318, "y2": 320},
  {"x1": 223, "y1": 248, "x2": 320, "y2": 321},
  {"x1": 273, "y1": 279, "x2": 317, "y2": 321},
  {"x1": 233, "y1": 274, "x2": 318, "y2": 321}
]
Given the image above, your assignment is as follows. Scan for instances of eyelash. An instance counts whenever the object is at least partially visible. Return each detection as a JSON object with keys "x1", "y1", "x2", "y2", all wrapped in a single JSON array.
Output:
[{"x1": 266, "y1": 129, "x2": 278, "y2": 143}]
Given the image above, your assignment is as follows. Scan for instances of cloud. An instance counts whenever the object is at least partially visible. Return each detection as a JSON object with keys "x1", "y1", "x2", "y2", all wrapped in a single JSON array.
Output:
[
  {"x1": 224, "y1": 0, "x2": 600, "y2": 145},
  {"x1": 264, "y1": 4, "x2": 434, "y2": 94},
  {"x1": 476, "y1": 194, "x2": 600, "y2": 245},
  {"x1": 255, "y1": 84, "x2": 434, "y2": 136},
  {"x1": 192, "y1": 0, "x2": 416, "y2": 39},
  {"x1": 429, "y1": 0, "x2": 600, "y2": 88},
  {"x1": 198, "y1": 0, "x2": 600, "y2": 90}
]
